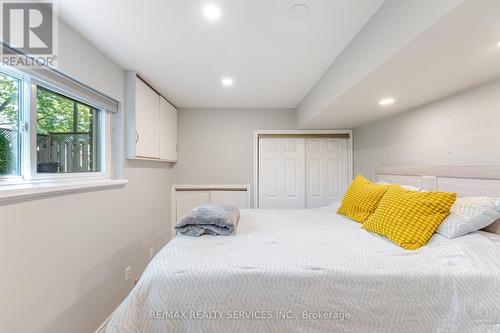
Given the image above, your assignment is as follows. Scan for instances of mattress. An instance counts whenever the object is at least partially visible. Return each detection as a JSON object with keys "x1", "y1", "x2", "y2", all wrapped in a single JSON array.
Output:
[{"x1": 106, "y1": 206, "x2": 500, "y2": 333}]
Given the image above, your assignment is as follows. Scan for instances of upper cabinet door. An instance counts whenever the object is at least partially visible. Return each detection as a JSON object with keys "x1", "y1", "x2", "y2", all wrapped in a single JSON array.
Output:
[
  {"x1": 159, "y1": 97, "x2": 178, "y2": 161},
  {"x1": 135, "y1": 77, "x2": 160, "y2": 159}
]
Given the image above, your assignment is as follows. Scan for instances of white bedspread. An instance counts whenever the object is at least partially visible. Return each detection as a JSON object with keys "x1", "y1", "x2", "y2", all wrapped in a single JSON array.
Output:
[{"x1": 106, "y1": 207, "x2": 500, "y2": 333}]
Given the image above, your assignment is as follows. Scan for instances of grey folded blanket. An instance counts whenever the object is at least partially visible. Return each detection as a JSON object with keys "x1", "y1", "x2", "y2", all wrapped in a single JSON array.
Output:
[{"x1": 175, "y1": 204, "x2": 240, "y2": 237}]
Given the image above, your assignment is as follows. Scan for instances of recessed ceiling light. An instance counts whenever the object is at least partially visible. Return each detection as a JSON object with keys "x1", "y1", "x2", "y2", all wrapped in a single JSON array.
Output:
[
  {"x1": 203, "y1": 4, "x2": 221, "y2": 21},
  {"x1": 222, "y1": 77, "x2": 234, "y2": 87},
  {"x1": 496, "y1": 40, "x2": 500, "y2": 47},
  {"x1": 379, "y1": 97, "x2": 395, "y2": 106}
]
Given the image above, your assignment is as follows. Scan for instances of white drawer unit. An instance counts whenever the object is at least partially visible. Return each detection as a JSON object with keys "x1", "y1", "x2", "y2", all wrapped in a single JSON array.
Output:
[{"x1": 170, "y1": 185, "x2": 250, "y2": 238}]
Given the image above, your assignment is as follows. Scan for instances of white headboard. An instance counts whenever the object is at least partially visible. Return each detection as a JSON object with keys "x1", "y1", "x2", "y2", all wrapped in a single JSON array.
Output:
[
  {"x1": 373, "y1": 165, "x2": 500, "y2": 235},
  {"x1": 373, "y1": 165, "x2": 500, "y2": 197}
]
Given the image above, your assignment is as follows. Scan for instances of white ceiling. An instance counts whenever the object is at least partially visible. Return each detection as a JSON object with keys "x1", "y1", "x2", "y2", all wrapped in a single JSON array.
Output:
[
  {"x1": 57, "y1": 0, "x2": 384, "y2": 108},
  {"x1": 302, "y1": 0, "x2": 500, "y2": 128}
]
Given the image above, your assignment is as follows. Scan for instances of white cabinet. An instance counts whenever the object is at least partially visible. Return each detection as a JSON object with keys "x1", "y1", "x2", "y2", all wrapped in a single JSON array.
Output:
[
  {"x1": 171, "y1": 185, "x2": 250, "y2": 238},
  {"x1": 159, "y1": 97, "x2": 178, "y2": 161},
  {"x1": 126, "y1": 71, "x2": 178, "y2": 162}
]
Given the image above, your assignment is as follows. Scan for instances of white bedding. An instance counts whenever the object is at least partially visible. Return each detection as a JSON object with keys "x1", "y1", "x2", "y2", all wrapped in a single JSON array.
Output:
[{"x1": 106, "y1": 207, "x2": 500, "y2": 333}]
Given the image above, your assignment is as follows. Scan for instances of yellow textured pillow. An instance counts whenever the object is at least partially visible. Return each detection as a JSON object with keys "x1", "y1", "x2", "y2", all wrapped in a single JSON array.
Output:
[
  {"x1": 363, "y1": 185, "x2": 457, "y2": 250},
  {"x1": 337, "y1": 175, "x2": 390, "y2": 223}
]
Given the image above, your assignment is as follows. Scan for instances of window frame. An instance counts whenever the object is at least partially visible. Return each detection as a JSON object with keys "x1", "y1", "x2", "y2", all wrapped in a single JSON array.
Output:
[
  {"x1": 29, "y1": 79, "x2": 107, "y2": 181},
  {"x1": 0, "y1": 65, "x2": 121, "y2": 196}
]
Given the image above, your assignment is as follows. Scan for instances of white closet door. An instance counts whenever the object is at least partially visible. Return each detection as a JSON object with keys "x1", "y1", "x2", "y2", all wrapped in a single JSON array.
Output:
[
  {"x1": 135, "y1": 77, "x2": 160, "y2": 158},
  {"x1": 258, "y1": 137, "x2": 306, "y2": 209},
  {"x1": 306, "y1": 139, "x2": 348, "y2": 208},
  {"x1": 159, "y1": 97, "x2": 178, "y2": 161}
]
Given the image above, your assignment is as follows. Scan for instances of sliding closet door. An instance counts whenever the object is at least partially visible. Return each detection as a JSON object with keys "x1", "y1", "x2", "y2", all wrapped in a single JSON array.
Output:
[
  {"x1": 306, "y1": 139, "x2": 348, "y2": 208},
  {"x1": 258, "y1": 137, "x2": 306, "y2": 209}
]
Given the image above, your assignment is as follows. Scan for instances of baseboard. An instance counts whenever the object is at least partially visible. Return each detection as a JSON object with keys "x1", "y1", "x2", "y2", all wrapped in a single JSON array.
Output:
[{"x1": 95, "y1": 313, "x2": 113, "y2": 333}]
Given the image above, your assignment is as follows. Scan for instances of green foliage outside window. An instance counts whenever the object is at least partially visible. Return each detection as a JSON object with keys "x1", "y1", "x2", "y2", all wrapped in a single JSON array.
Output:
[
  {"x1": 0, "y1": 73, "x2": 19, "y2": 175},
  {"x1": 0, "y1": 130, "x2": 11, "y2": 174},
  {"x1": 37, "y1": 87, "x2": 93, "y2": 134},
  {"x1": 0, "y1": 74, "x2": 19, "y2": 130}
]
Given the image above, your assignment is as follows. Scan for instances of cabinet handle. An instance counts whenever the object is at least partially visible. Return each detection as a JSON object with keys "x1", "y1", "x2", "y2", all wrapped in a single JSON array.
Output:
[{"x1": 135, "y1": 131, "x2": 139, "y2": 143}]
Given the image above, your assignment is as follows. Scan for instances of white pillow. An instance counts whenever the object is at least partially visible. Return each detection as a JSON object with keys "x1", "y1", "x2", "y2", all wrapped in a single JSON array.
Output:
[{"x1": 437, "y1": 197, "x2": 500, "y2": 238}]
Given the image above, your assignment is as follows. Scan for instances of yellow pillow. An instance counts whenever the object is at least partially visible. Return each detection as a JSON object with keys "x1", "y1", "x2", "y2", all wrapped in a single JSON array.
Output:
[
  {"x1": 363, "y1": 185, "x2": 457, "y2": 250},
  {"x1": 337, "y1": 175, "x2": 390, "y2": 223}
]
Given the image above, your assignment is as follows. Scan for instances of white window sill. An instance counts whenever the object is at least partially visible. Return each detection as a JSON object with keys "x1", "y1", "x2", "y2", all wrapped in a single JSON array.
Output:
[{"x1": 0, "y1": 179, "x2": 128, "y2": 202}]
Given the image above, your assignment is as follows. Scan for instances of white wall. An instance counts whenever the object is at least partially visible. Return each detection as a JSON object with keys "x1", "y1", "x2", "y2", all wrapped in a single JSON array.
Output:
[
  {"x1": 353, "y1": 79, "x2": 500, "y2": 177},
  {"x1": 0, "y1": 22, "x2": 174, "y2": 333},
  {"x1": 173, "y1": 108, "x2": 296, "y2": 206}
]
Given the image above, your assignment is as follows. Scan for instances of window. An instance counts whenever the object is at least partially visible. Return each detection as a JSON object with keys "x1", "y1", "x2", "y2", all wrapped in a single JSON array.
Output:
[
  {"x1": 0, "y1": 71, "x2": 21, "y2": 177},
  {"x1": 0, "y1": 65, "x2": 122, "y2": 198},
  {"x1": 36, "y1": 87, "x2": 101, "y2": 173}
]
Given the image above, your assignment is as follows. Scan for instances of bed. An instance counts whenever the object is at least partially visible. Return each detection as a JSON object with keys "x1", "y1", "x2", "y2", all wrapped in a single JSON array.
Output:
[{"x1": 106, "y1": 165, "x2": 500, "y2": 333}]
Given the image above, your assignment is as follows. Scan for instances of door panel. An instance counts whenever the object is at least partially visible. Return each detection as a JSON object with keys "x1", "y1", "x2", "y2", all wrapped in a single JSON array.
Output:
[
  {"x1": 264, "y1": 158, "x2": 279, "y2": 198},
  {"x1": 306, "y1": 138, "x2": 348, "y2": 208},
  {"x1": 308, "y1": 159, "x2": 321, "y2": 198},
  {"x1": 327, "y1": 159, "x2": 341, "y2": 197},
  {"x1": 258, "y1": 138, "x2": 305, "y2": 208},
  {"x1": 135, "y1": 78, "x2": 160, "y2": 158},
  {"x1": 159, "y1": 97, "x2": 177, "y2": 161},
  {"x1": 284, "y1": 159, "x2": 298, "y2": 198}
]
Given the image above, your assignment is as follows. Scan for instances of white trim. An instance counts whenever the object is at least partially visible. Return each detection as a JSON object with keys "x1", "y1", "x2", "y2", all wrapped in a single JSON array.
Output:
[
  {"x1": 374, "y1": 164, "x2": 500, "y2": 180},
  {"x1": 104, "y1": 111, "x2": 113, "y2": 178},
  {"x1": 252, "y1": 129, "x2": 353, "y2": 209},
  {"x1": 170, "y1": 185, "x2": 177, "y2": 240},
  {"x1": 254, "y1": 129, "x2": 353, "y2": 135},
  {"x1": 0, "y1": 179, "x2": 127, "y2": 202},
  {"x1": 32, "y1": 171, "x2": 106, "y2": 181},
  {"x1": 127, "y1": 156, "x2": 177, "y2": 163},
  {"x1": 172, "y1": 184, "x2": 250, "y2": 190},
  {"x1": 27, "y1": 77, "x2": 36, "y2": 180}
]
